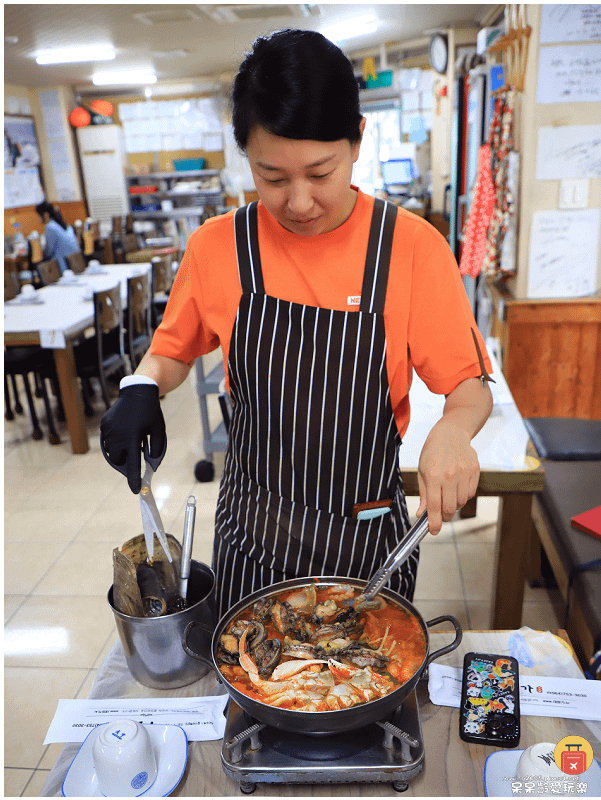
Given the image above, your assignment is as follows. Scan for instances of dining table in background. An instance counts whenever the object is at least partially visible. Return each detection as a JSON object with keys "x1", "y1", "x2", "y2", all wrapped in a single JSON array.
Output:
[
  {"x1": 4, "y1": 263, "x2": 151, "y2": 454},
  {"x1": 400, "y1": 352, "x2": 545, "y2": 631}
]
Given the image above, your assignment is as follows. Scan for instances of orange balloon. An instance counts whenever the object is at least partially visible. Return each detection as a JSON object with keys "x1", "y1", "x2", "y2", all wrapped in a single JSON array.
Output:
[
  {"x1": 68, "y1": 107, "x2": 91, "y2": 127},
  {"x1": 90, "y1": 100, "x2": 113, "y2": 117}
]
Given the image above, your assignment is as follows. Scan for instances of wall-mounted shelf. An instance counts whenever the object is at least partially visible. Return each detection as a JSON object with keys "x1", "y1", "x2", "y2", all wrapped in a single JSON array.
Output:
[{"x1": 125, "y1": 168, "x2": 227, "y2": 239}]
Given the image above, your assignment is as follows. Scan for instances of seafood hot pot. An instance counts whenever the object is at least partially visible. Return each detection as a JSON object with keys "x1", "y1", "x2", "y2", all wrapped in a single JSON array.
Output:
[{"x1": 183, "y1": 576, "x2": 462, "y2": 736}]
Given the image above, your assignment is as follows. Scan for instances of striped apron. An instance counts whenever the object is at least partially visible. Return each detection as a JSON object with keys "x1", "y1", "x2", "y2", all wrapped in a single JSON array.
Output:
[{"x1": 212, "y1": 198, "x2": 418, "y2": 618}]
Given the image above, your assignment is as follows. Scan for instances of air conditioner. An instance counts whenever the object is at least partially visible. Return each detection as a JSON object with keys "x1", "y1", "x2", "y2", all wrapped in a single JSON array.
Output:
[{"x1": 76, "y1": 125, "x2": 128, "y2": 223}]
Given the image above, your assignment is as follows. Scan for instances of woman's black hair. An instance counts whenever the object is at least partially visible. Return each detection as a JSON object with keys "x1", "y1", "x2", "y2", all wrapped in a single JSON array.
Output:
[
  {"x1": 35, "y1": 200, "x2": 67, "y2": 230},
  {"x1": 232, "y1": 28, "x2": 362, "y2": 150}
]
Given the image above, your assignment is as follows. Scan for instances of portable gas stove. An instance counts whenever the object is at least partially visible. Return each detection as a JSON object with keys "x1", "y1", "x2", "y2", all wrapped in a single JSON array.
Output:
[{"x1": 221, "y1": 689, "x2": 424, "y2": 794}]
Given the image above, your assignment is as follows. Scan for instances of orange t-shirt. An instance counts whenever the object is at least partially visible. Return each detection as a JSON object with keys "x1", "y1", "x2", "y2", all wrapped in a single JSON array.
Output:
[{"x1": 151, "y1": 188, "x2": 491, "y2": 439}]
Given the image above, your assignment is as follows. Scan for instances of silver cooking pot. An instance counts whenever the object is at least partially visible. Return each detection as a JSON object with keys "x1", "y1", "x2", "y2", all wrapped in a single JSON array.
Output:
[{"x1": 183, "y1": 575, "x2": 461, "y2": 736}]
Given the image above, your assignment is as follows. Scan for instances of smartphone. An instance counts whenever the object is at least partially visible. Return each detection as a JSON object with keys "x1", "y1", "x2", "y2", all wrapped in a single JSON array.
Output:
[{"x1": 459, "y1": 651, "x2": 520, "y2": 747}]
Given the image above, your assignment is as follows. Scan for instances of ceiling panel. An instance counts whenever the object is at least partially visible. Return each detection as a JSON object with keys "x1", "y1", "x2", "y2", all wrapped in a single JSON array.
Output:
[{"x1": 4, "y1": 4, "x2": 501, "y2": 91}]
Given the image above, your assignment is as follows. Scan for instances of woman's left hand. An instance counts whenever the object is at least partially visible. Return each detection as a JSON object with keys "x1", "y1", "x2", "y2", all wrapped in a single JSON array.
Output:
[{"x1": 416, "y1": 419, "x2": 480, "y2": 535}]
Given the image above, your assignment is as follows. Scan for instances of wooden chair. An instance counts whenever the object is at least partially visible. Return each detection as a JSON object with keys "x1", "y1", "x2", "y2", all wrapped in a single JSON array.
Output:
[
  {"x1": 151, "y1": 254, "x2": 174, "y2": 327},
  {"x1": 112, "y1": 216, "x2": 123, "y2": 236},
  {"x1": 4, "y1": 267, "x2": 20, "y2": 301},
  {"x1": 121, "y1": 233, "x2": 141, "y2": 254},
  {"x1": 65, "y1": 251, "x2": 87, "y2": 274},
  {"x1": 102, "y1": 238, "x2": 115, "y2": 264},
  {"x1": 125, "y1": 213, "x2": 135, "y2": 233},
  {"x1": 126, "y1": 272, "x2": 152, "y2": 370},
  {"x1": 74, "y1": 285, "x2": 128, "y2": 414},
  {"x1": 36, "y1": 259, "x2": 61, "y2": 286}
]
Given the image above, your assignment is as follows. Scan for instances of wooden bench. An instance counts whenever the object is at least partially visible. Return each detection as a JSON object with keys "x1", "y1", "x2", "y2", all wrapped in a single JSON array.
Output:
[{"x1": 526, "y1": 418, "x2": 601, "y2": 669}]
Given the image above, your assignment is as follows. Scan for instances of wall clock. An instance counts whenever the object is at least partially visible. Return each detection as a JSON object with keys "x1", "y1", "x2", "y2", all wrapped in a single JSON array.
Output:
[{"x1": 429, "y1": 33, "x2": 449, "y2": 74}]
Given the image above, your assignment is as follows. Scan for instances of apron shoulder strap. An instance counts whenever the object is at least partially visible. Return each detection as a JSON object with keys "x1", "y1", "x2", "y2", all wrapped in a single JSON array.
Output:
[
  {"x1": 360, "y1": 198, "x2": 398, "y2": 314},
  {"x1": 234, "y1": 201, "x2": 264, "y2": 294}
]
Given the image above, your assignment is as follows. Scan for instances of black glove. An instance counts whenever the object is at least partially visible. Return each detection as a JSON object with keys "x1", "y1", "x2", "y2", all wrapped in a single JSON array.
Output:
[{"x1": 100, "y1": 384, "x2": 166, "y2": 494}]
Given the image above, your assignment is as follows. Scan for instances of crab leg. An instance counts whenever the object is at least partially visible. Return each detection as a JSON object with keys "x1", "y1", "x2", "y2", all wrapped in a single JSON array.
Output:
[
  {"x1": 238, "y1": 625, "x2": 258, "y2": 676},
  {"x1": 270, "y1": 658, "x2": 327, "y2": 681}
]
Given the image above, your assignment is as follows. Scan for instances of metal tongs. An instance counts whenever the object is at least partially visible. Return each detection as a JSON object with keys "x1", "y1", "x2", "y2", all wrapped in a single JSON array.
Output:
[
  {"x1": 139, "y1": 444, "x2": 173, "y2": 563},
  {"x1": 101, "y1": 437, "x2": 172, "y2": 563},
  {"x1": 360, "y1": 511, "x2": 429, "y2": 602}
]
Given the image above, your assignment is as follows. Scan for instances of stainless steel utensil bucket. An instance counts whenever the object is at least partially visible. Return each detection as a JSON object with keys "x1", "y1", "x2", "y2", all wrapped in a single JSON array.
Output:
[{"x1": 108, "y1": 560, "x2": 215, "y2": 689}]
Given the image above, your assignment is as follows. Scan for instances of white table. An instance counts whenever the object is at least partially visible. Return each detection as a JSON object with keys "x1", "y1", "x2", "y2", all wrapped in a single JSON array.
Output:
[
  {"x1": 40, "y1": 629, "x2": 599, "y2": 797},
  {"x1": 4, "y1": 263, "x2": 151, "y2": 454},
  {"x1": 399, "y1": 353, "x2": 545, "y2": 629}
]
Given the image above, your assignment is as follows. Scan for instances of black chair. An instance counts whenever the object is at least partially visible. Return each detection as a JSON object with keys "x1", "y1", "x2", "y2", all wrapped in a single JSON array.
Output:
[
  {"x1": 151, "y1": 255, "x2": 173, "y2": 328},
  {"x1": 126, "y1": 272, "x2": 152, "y2": 370},
  {"x1": 4, "y1": 347, "x2": 61, "y2": 444},
  {"x1": 74, "y1": 285, "x2": 128, "y2": 415},
  {"x1": 36, "y1": 258, "x2": 61, "y2": 286}
]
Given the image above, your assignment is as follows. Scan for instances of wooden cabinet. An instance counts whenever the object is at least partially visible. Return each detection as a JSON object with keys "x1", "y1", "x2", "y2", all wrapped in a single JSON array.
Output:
[{"x1": 489, "y1": 279, "x2": 601, "y2": 419}]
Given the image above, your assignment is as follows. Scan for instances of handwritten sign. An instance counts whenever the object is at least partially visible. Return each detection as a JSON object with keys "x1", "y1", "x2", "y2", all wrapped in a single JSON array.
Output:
[
  {"x1": 537, "y1": 44, "x2": 601, "y2": 103},
  {"x1": 527, "y1": 208, "x2": 600, "y2": 298},
  {"x1": 536, "y1": 124, "x2": 601, "y2": 179},
  {"x1": 540, "y1": 4, "x2": 601, "y2": 43}
]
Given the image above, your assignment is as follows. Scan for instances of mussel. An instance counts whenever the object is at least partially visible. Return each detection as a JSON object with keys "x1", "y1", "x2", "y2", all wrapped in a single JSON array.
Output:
[
  {"x1": 282, "y1": 639, "x2": 319, "y2": 659},
  {"x1": 271, "y1": 600, "x2": 312, "y2": 641},
  {"x1": 343, "y1": 644, "x2": 390, "y2": 670},
  {"x1": 217, "y1": 633, "x2": 240, "y2": 665},
  {"x1": 251, "y1": 597, "x2": 274, "y2": 622},
  {"x1": 253, "y1": 639, "x2": 282, "y2": 676}
]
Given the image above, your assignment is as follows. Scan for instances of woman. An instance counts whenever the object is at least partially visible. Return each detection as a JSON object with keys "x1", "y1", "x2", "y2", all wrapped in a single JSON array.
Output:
[
  {"x1": 101, "y1": 29, "x2": 493, "y2": 618},
  {"x1": 35, "y1": 200, "x2": 80, "y2": 273}
]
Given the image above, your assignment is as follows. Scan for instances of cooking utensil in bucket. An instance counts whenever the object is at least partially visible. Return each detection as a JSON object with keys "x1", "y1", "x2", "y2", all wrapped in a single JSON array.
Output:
[
  {"x1": 100, "y1": 437, "x2": 172, "y2": 563},
  {"x1": 179, "y1": 496, "x2": 196, "y2": 600},
  {"x1": 183, "y1": 575, "x2": 461, "y2": 735}
]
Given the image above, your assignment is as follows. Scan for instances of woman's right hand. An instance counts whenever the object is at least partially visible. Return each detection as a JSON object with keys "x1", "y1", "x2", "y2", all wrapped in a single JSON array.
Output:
[{"x1": 100, "y1": 384, "x2": 166, "y2": 494}]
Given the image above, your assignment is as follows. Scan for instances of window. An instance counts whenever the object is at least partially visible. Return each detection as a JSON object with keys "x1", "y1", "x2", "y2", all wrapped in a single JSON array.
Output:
[{"x1": 354, "y1": 105, "x2": 401, "y2": 195}]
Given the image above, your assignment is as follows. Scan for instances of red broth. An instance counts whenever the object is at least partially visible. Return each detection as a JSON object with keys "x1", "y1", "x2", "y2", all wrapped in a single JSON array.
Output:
[{"x1": 217, "y1": 583, "x2": 427, "y2": 711}]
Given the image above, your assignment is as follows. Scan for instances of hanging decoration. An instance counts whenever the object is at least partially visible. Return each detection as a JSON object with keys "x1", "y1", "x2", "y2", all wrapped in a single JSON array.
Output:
[
  {"x1": 68, "y1": 106, "x2": 91, "y2": 128},
  {"x1": 459, "y1": 4, "x2": 528, "y2": 279},
  {"x1": 68, "y1": 100, "x2": 114, "y2": 129}
]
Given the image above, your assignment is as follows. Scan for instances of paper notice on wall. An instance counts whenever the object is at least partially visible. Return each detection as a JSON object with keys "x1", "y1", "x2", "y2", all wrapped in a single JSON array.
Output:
[
  {"x1": 527, "y1": 208, "x2": 600, "y2": 298},
  {"x1": 540, "y1": 4, "x2": 601, "y2": 43},
  {"x1": 536, "y1": 124, "x2": 601, "y2": 179},
  {"x1": 54, "y1": 171, "x2": 76, "y2": 201},
  {"x1": 537, "y1": 44, "x2": 601, "y2": 103}
]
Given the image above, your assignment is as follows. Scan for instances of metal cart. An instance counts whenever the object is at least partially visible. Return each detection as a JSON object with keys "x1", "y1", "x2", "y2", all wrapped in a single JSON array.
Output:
[{"x1": 194, "y1": 355, "x2": 229, "y2": 482}]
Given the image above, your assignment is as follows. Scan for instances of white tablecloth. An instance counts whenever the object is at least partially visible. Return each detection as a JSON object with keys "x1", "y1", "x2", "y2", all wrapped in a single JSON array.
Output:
[{"x1": 4, "y1": 263, "x2": 151, "y2": 341}]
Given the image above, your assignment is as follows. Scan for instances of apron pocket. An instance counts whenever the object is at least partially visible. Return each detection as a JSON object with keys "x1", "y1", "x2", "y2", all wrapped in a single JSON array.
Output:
[{"x1": 216, "y1": 471, "x2": 405, "y2": 581}]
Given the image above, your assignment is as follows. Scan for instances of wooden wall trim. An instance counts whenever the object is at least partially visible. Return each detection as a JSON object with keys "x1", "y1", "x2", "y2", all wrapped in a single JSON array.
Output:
[{"x1": 5, "y1": 200, "x2": 89, "y2": 237}]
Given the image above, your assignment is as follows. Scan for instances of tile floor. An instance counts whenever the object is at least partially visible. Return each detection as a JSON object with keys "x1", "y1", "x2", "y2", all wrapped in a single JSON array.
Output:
[{"x1": 4, "y1": 351, "x2": 564, "y2": 796}]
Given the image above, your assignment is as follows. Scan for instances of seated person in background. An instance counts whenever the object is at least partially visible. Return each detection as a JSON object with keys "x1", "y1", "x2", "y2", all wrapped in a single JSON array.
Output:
[{"x1": 35, "y1": 200, "x2": 80, "y2": 273}]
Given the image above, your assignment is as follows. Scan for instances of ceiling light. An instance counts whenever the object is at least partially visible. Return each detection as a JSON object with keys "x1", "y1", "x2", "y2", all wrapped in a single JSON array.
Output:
[
  {"x1": 321, "y1": 15, "x2": 378, "y2": 44},
  {"x1": 36, "y1": 47, "x2": 115, "y2": 65},
  {"x1": 93, "y1": 70, "x2": 157, "y2": 86}
]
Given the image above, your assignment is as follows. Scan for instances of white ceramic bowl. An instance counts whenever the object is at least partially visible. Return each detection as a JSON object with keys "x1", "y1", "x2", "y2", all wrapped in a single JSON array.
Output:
[
  {"x1": 92, "y1": 719, "x2": 158, "y2": 797},
  {"x1": 20, "y1": 283, "x2": 35, "y2": 295},
  {"x1": 516, "y1": 742, "x2": 565, "y2": 780}
]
